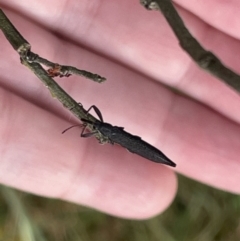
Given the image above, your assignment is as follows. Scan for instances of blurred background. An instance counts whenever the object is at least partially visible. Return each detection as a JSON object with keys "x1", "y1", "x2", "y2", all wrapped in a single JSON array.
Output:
[{"x1": 0, "y1": 174, "x2": 239, "y2": 241}]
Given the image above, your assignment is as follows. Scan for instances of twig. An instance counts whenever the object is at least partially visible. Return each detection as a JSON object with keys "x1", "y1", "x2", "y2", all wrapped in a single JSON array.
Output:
[
  {"x1": 0, "y1": 9, "x2": 177, "y2": 166},
  {"x1": 140, "y1": 0, "x2": 240, "y2": 92},
  {"x1": 0, "y1": 9, "x2": 109, "y2": 144},
  {"x1": 25, "y1": 52, "x2": 106, "y2": 82},
  {"x1": 0, "y1": 9, "x2": 106, "y2": 83}
]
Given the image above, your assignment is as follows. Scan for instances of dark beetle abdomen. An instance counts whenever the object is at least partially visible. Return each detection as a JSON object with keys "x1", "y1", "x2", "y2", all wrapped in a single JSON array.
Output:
[{"x1": 98, "y1": 123, "x2": 176, "y2": 167}]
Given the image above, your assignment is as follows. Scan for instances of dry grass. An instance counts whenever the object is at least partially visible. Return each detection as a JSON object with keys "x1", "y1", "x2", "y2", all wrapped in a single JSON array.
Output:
[{"x1": 0, "y1": 175, "x2": 239, "y2": 241}]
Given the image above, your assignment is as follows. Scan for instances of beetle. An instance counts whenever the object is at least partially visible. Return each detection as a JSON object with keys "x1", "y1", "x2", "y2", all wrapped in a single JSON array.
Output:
[{"x1": 75, "y1": 105, "x2": 176, "y2": 167}]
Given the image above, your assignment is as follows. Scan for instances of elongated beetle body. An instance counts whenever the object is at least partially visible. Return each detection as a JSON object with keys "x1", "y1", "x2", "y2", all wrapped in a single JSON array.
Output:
[{"x1": 81, "y1": 105, "x2": 176, "y2": 167}]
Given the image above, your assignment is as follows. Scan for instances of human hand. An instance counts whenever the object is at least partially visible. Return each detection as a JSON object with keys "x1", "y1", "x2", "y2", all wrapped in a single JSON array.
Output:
[{"x1": 1, "y1": 0, "x2": 240, "y2": 219}]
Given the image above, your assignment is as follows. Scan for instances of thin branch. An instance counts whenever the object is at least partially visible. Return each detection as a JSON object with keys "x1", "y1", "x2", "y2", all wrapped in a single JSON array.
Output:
[
  {"x1": 140, "y1": 0, "x2": 240, "y2": 92},
  {"x1": 0, "y1": 9, "x2": 109, "y2": 144},
  {"x1": 0, "y1": 9, "x2": 30, "y2": 51},
  {"x1": 0, "y1": 9, "x2": 177, "y2": 166},
  {"x1": 0, "y1": 9, "x2": 105, "y2": 83},
  {"x1": 25, "y1": 52, "x2": 106, "y2": 83}
]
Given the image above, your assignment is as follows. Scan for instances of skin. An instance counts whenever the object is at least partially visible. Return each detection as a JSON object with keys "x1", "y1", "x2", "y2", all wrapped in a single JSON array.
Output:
[{"x1": 0, "y1": 0, "x2": 240, "y2": 219}]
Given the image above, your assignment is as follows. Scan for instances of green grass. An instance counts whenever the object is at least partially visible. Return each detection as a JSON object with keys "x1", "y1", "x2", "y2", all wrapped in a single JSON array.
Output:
[{"x1": 0, "y1": 175, "x2": 239, "y2": 241}]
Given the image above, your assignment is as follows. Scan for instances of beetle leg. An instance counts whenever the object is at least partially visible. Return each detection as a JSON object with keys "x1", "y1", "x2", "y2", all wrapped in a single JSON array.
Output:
[
  {"x1": 86, "y1": 105, "x2": 104, "y2": 122},
  {"x1": 80, "y1": 124, "x2": 98, "y2": 138}
]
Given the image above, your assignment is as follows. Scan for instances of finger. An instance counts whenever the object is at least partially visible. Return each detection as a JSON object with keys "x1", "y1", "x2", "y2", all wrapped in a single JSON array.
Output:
[
  {"x1": 175, "y1": 0, "x2": 240, "y2": 40},
  {"x1": 1, "y1": 8, "x2": 240, "y2": 196},
  {"x1": 162, "y1": 95, "x2": 240, "y2": 194},
  {"x1": 0, "y1": 87, "x2": 177, "y2": 219},
  {"x1": 2, "y1": 1, "x2": 240, "y2": 125}
]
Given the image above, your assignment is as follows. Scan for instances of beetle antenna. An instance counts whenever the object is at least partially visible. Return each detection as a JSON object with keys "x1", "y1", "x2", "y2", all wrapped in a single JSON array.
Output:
[{"x1": 62, "y1": 124, "x2": 83, "y2": 134}]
